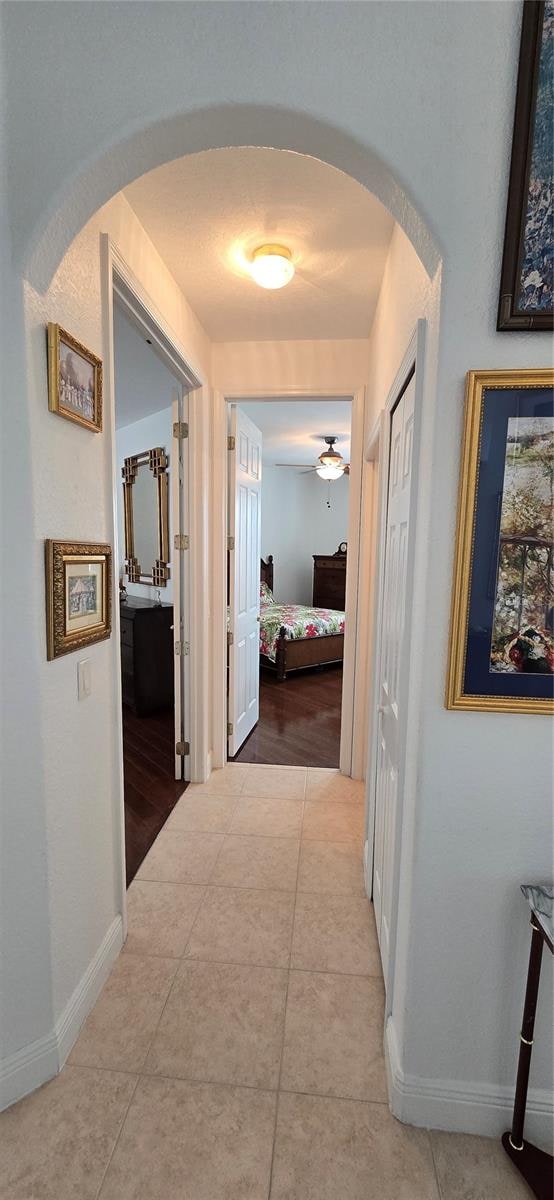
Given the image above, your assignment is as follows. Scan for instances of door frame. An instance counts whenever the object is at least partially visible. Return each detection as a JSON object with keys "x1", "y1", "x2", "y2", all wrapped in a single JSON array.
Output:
[
  {"x1": 211, "y1": 386, "x2": 366, "y2": 776},
  {"x1": 101, "y1": 235, "x2": 205, "y2": 923},
  {"x1": 363, "y1": 319, "x2": 427, "y2": 1001}
]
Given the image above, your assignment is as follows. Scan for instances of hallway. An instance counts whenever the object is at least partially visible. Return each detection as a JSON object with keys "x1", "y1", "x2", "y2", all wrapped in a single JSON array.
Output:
[{"x1": 1, "y1": 766, "x2": 527, "y2": 1199}]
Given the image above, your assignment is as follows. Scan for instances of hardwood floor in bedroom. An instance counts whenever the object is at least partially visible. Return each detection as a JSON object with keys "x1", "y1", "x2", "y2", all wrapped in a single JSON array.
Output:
[
  {"x1": 231, "y1": 664, "x2": 342, "y2": 768},
  {"x1": 123, "y1": 706, "x2": 186, "y2": 886}
]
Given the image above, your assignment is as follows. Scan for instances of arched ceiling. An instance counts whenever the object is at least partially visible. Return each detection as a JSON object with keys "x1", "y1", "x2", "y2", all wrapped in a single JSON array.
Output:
[{"x1": 124, "y1": 148, "x2": 394, "y2": 342}]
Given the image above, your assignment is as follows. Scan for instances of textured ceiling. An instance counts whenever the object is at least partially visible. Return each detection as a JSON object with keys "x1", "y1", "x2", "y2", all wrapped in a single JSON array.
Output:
[
  {"x1": 124, "y1": 148, "x2": 394, "y2": 342},
  {"x1": 237, "y1": 399, "x2": 352, "y2": 467}
]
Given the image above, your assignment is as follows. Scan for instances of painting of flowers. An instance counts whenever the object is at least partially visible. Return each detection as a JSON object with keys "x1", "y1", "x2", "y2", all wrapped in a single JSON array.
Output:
[
  {"x1": 490, "y1": 416, "x2": 553, "y2": 673},
  {"x1": 498, "y1": 2, "x2": 553, "y2": 330},
  {"x1": 446, "y1": 369, "x2": 554, "y2": 713}
]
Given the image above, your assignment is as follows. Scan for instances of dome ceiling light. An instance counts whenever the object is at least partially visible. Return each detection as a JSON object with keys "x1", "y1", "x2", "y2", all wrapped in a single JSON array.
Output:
[{"x1": 250, "y1": 244, "x2": 295, "y2": 290}]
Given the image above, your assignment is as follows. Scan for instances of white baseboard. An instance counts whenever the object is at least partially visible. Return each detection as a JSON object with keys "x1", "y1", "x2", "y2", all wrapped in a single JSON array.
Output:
[
  {"x1": 385, "y1": 1017, "x2": 554, "y2": 1149},
  {"x1": 0, "y1": 915, "x2": 123, "y2": 1112}
]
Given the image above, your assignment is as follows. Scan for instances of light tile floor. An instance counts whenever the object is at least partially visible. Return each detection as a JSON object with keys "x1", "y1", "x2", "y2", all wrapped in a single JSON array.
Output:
[{"x1": 0, "y1": 765, "x2": 530, "y2": 1200}]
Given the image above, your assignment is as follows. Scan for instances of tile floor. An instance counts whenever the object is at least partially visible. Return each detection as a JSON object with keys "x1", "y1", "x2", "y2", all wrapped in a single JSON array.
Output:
[{"x1": 1, "y1": 765, "x2": 530, "y2": 1200}]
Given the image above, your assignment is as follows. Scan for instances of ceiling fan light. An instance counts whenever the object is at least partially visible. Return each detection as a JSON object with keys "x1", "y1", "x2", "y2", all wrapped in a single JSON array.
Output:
[
  {"x1": 250, "y1": 244, "x2": 295, "y2": 290},
  {"x1": 316, "y1": 464, "x2": 345, "y2": 480}
]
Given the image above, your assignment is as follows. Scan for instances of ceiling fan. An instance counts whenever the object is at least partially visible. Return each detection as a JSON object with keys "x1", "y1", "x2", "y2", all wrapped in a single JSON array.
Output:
[{"x1": 275, "y1": 436, "x2": 350, "y2": 480}]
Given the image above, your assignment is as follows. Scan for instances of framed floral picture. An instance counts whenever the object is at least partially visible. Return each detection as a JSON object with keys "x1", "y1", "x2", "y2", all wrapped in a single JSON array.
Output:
[
  {"x1": 47, "y1": 323, "x2": 103, "y2": 431},
  {"x1": 45, "y1": 540, "x2": 112, "y2": 660},
  {"x1": 497, "y1": 1, "x2": 553, "y2": 330},
  {"x1": 446, "y1": 369, "x2": 554, "y2": 713}
]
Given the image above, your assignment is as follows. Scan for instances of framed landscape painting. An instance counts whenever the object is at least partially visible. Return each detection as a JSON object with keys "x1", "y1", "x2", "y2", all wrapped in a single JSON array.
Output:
[
  {"x1": 497, "y1": 1, "x2": 553, "y2": 331},
  {"x1": 45, "y1": 540, "x2": 112, "y2": 660},
  {"x1": 47, "y1": 323, "x2": 103, "y2": 432},
  {"x1": 447, "y1": 370, "x2": 554, "y2": 713}
]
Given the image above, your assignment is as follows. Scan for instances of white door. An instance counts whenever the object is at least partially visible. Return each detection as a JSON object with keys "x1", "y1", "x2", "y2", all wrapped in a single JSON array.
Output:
[
  {"x1": 372, "y1": 375, "x2": 415, "y2": 982},
  {"x1": 228, "y1": 406, "x2": 262, "y2": 757},
  {"x1": 172, "y1": 385, "x2": 190, "y2": 780}
]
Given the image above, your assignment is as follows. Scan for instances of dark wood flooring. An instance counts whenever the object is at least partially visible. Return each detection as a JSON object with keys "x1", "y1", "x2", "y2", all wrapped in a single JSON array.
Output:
[
  {"x1": 123, "y1": 705, "x2": 186, "y2": 886},
  {"x1": 232, "y1": 664, "x2": 343, "y2": 768}
]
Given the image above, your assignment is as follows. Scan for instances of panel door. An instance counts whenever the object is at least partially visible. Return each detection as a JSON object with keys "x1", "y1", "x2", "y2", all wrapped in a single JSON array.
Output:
[
  {"x1": 372, "y1": 375, "x2": 415, "y2": 980},
  {"x1": 172, "y1": 385, "x2": 190, "y2": 779},
  {"x1": 228, "y1": 406, "x2": 262, "y2": 756}
]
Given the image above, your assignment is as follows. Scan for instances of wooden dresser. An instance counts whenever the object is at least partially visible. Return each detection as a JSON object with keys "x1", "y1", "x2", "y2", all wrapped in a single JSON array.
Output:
[
  {"x1": 119, "y1": 597, "x2": 174, "y2": 716},
  {"x1": 312, "y1": 546, "x2": 347, "y2": 610}
]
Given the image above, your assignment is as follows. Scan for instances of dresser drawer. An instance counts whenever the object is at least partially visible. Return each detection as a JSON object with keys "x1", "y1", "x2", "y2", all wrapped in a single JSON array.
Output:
[
  {"x1": 120, "y1": 643, "x2": 134, "y2": 675},
  {"x1": 120, "y1": 618, "x2": 134, "y2": 649}
]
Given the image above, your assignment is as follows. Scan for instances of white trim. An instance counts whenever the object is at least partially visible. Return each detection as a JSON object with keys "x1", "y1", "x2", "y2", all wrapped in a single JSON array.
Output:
[
  {"x1": 364, "y1": 320, "x2": 427, "y2": 1005},
  {"x1": 385, "y1": 1017, "x2": 554, "y2": 1143},
  {"x1": 211, "y1": 386, "x2": 366, "y2": 778},
  {"x1": 0, "y1": 916, "x2": 123, "y2": 1112}
]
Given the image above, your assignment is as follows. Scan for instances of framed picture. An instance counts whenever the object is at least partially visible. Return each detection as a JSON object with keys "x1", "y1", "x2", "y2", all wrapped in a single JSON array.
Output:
[
  {"x1": 45, "y1": 540, "x2": 112, "y2": 660},
  {"x1": 47, "y1": 323, "x2": 103, "y2": 431},
  {"x1": 497, "y1": 2, "x2": 553, "y2": 330},
  {"x1": 446, "y1": 369, "x2": 554, "y2": 713}
]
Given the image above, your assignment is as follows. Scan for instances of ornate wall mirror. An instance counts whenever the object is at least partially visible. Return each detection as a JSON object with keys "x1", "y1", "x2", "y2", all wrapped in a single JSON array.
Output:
[{"x1": 122, "y1": 447, "x2": 170, "y2": 586}]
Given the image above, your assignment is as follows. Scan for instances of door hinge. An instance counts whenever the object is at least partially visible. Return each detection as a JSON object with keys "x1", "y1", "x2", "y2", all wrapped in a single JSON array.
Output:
[
  {"x1": 174, "y1": 533, "x2": 190, "y2": 551},
  {"x1": 227, "y1": 722, "x2": 233, "y2": 737},
  {"x1": 175, "y1": 740, "x2": 190, "y2": 756},
  {"x1": 174, "y1": 640, "x2": 190, "y2": 656},
  {"x1": 227, "y1": 536, "x2": 235, "y2": 551},
  {"x1": 173, "y1": 421, "x2": 189, "y2": 440},
  {"x1": 227, "y1": 630, "x2": 233, "y2": 646},
  {"x1": 227, "y1": 435, "x2": 236, "y2": 451}
]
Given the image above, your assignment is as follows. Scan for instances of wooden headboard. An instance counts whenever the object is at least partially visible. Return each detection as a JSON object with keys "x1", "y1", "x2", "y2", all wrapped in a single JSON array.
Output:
[{"x1": 261, "y1": 555, "x2": 274, "y2": 592}]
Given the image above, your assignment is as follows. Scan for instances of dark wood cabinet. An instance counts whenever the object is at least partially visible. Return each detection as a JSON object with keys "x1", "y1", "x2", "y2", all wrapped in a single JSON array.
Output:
[
  {"x1": 119, "y1": 597, "x2": 174, "y2": 716},
  {"x1": 312, "y1": 547, "x2": 347, "y2": 610}
]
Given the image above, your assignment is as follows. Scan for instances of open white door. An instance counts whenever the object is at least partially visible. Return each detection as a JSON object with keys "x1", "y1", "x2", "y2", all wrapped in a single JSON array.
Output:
[
  {"x1": 372, "y1": 374, "x2": 416, "y2": 981},
  {"x1": 228, "y1": 406, "x2": 262, "y2": 757},
  {"x1": 172, "y1": 385, "x2": 190, "y2": 780}
]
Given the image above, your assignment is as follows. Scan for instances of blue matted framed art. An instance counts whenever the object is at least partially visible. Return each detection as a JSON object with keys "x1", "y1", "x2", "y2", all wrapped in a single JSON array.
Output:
[{"x1": 446, "y1": 369, "x2": 554, "y2": 713}]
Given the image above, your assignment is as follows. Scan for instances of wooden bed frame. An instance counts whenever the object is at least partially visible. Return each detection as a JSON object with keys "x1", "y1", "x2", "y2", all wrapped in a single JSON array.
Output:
[{"x1": 260, "y1": 555, "x2": 344, "y2": 682}]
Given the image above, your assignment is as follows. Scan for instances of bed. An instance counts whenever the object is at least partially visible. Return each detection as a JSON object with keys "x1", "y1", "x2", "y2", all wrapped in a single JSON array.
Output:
[{"x1": 260, "y1": 555, "x2": 345, "y2": 682}]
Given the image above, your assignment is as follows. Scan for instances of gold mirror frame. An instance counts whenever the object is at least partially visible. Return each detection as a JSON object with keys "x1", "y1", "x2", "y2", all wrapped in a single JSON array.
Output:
[{"x1": 122, "y1": 447, "x2": 170, "y2": 586}]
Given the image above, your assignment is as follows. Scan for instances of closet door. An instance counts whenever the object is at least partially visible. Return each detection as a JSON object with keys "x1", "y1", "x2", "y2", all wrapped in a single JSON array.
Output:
[
  {"x1": 372, "y1": 375, "x2": 416, "y2": 981},
  {"x1": 227, "y1": 406, "x2": 263, "y2": 756}
]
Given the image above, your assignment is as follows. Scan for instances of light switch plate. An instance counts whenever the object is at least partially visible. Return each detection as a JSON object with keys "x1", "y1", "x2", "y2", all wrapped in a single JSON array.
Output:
[{"x1": 77, "y1": 659, "x2": 92, "y2": 700}]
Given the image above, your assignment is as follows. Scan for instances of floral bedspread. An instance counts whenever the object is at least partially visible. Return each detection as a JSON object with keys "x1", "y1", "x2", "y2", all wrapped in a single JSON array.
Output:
[{"x1": 259, "y1": 602, "x2": 345, "y2": 663}]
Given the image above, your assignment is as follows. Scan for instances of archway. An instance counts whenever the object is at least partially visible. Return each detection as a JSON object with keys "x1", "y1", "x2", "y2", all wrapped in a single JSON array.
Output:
[{"x1": 23, "y1": 105, "x2": 440, "y2": 293}]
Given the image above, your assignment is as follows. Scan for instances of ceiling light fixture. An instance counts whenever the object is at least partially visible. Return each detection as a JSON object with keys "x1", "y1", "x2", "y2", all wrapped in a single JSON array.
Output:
[
  {"x1": 250, "y1": 244, "x2": 295, "y2": 290},
  {"x1": 316, "y1": 436, "x2": 345, "y2": 480},
  {"x1": 316, "y1": 463, "x2": 345, "y2": 481}
]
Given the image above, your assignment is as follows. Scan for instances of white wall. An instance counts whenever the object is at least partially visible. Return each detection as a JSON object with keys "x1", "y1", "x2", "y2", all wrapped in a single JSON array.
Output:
[
  {"x1": 261, "y1": 466, "x2": 349, "y2": 605},
  {"x1": 115, "y1": 406, "x2": 174, "y2": 605},
  {"x1": 2, "y1": 0, "x2": 553, "y2": 1144},
  {"x1": 0, "y1": 190, "x2": 211, "y2": 1105}
]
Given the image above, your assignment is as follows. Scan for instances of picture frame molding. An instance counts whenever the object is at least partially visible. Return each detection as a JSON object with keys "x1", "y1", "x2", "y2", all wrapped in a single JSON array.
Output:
[
  {"x1": 497, "y1": 0, "x2": 553, "y2": 332},
  {"x1": 45, "y1": 539, "x2": 112, "y2": 661},
  {"x1": 47, "y1": 322, "x2": 103, "y2": 432},
  {"x1": 446, "y1": 368, "x2": 554, "y2": 714}
]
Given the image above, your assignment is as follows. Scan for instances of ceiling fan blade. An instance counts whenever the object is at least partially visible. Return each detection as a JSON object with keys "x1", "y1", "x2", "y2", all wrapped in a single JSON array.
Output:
[{"x1": 274, "y1": 463, "x2": 317, "y2": 469}]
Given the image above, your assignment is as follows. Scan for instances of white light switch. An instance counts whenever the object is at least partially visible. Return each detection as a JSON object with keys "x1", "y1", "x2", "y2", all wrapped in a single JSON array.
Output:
[{"x1": 77, "y1": 659, "x2": 92, "y2": 700}]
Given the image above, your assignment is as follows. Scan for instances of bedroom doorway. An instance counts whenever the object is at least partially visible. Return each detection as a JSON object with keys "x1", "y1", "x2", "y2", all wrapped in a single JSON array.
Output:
[{"x1": 225, "y1": 393, "x2": 359, "y2": 771}]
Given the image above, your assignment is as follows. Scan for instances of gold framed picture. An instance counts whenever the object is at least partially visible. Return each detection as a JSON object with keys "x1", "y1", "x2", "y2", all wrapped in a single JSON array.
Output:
[
  {"x1": 45, "y1": 540, "x2": 112, "y2": 661},
  {"x1": 446, "y1": 369, "x2": 554, "y2": 714},
  {"x1": 47, "y1": 323, "x2": 103, "y2": 432}
]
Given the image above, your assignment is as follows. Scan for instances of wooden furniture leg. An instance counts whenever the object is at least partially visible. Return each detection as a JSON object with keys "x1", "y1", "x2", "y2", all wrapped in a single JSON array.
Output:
[
  {"x1": 502, "y1": 918, "x2": 553, "y2": 1200},
  {"x1": 276, "y1": 626, "x2": 287, "y2": 682}
]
